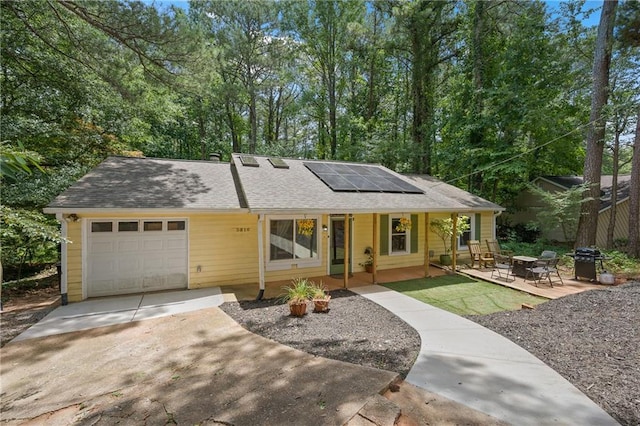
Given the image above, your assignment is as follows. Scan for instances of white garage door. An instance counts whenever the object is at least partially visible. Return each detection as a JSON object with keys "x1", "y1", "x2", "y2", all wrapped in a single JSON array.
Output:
[{"x1": 87, "y1": 219, "x2": 188, "y2": 297}]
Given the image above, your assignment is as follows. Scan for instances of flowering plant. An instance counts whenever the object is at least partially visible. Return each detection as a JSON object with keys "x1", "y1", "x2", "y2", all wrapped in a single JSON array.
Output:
[
  {"x1": 297, "y1": 219, "x2": 316, "y2": 237},
  {"x1": 395, "y1": 217, "x2": 412, "y2": 232}
]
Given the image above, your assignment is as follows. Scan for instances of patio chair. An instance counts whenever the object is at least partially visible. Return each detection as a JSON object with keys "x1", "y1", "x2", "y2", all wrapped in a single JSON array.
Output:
[
  {"x1": 468, "y1": 240, "x2": 494, "y2": 268},
  {"x1": 524, "y1": 257, "x2": 563, "y2": 287},
  {"x1": 539, "y1": 250, "x2": 557, "y2": 259},
  {"x1": 491, "y1": 254, "x2": 513, "y2": 282},
  {"x1": 485, "y1": 239, "x2": 514, "y2": 257}
]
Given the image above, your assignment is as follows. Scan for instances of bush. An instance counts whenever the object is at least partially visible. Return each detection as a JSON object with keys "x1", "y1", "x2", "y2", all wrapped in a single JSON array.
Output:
[{"x1": 603, "y1": 250, "x2": 640, "y2": 278}]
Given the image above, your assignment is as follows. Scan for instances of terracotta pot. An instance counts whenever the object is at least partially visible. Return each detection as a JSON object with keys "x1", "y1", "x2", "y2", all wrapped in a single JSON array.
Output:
[
  {"x1": 289, "y1": 301, "x2": 307, "y2": 317},
  {"x1": 313, "y1": 295, "x2": 331, "y2": 313},
  {"x1": 365, "y1": 264, "x2": 373, "y2": 273}
]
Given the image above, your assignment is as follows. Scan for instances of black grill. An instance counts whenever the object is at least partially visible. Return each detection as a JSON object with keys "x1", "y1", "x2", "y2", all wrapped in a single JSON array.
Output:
[{"x1": 569, "y1": 247, "x2": 604, "y2": 281}]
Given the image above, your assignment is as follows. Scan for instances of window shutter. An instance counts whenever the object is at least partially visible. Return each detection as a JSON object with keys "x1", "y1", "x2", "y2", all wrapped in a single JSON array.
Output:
[
  {"x1": 410, "y1": 214, "x2": 419, "y2": 253},
  {"x1": 380, "y1": 215, "x2": 389, "y2": 255},
  {"x1": 475, "y1": 213, "x2": 481, "y2": 240}
]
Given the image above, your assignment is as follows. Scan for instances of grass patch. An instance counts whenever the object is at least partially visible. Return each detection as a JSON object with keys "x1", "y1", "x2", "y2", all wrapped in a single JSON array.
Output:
[{"x1": 383, "y1": 274, "x2": 548, "y2": 316}]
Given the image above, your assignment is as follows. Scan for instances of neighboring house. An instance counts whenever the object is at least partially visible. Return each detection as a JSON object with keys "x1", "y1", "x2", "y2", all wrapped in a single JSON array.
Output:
[
  {"x1": 44, "y1": 154, "x2": 503, "y2": 302},
  {"x1": 506, "y1": 175, "x2": 632, "y2": 247}
]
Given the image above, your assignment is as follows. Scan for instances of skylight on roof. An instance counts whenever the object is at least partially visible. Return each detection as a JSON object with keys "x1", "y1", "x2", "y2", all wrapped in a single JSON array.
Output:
[
  {"x1": 239, "y1": 155, "x2": 259, "y2": 167},
  {"x1": 268, "y1": 158, "x2": 289, "y2": 169}
]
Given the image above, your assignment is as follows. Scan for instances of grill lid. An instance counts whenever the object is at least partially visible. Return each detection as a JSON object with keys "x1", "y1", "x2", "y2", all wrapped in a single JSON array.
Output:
[{"x1": 575, "y1": 247, "x2": 601, "y2": 256}]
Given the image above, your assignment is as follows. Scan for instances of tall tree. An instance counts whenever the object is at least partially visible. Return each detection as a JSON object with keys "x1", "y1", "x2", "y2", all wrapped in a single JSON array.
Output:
[
  {"x1": 396, "y1": 0, "x2": 458, "y2": 173},
  {"x1": 576, "y1": 0, "x2": 618, "y2": 248},
  {"x1": 628, "y1": 107, "x2": 640, "y2": 258}
]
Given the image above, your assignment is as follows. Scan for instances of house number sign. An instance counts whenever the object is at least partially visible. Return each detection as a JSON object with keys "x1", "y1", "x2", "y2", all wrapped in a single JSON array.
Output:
[{"x1": 234, "y1": 227, "x2": 251, "y2": 232}]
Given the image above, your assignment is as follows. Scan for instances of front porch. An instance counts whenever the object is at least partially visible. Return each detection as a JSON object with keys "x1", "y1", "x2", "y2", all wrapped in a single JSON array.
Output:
[{"x1": 221, "y1": 262, "x2": 607, "y2": 302}]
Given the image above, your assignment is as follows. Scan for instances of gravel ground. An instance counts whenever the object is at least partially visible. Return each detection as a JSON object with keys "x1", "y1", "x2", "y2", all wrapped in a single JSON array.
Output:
[
  {"x1": 222, "y1": 282, "x2": 640, "y2": 426},
  {"x1": 470, "y1": 281, "x2": 640, "y2": 426}
]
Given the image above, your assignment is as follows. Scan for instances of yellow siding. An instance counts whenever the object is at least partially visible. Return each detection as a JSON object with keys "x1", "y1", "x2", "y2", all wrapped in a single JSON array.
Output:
[
  {"x1": 597, "y1": 200, "x2": 631, "y2": 248},
  {"x1": 65, "y1": 210, "x2": 498, "y2": 300},
  {"x1": 66, "y1": 221, "x2": 83, "y2": 302},
  {"x1": 353, "y1": 214, "x2": 375, "y2": 271},
  {"x1": 189, "y1": 214, "x2": 260, "y2": 287}
]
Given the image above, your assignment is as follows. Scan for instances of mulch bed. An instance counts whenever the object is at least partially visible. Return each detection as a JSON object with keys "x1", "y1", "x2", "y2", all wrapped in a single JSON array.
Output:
[
  {"x1": 220, "y1": 289, "x2": 422, "y2": 377},
  {"x1": 222, "y1": 282, "x2": 640, "y2": 426}
]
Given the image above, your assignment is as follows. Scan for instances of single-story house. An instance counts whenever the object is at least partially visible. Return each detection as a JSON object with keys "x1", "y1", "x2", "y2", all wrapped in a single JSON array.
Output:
[
  {"x1": 44, "y1": 153, "x2": 504, "y2": 303},
  {"x1": 506, "y1": 175, "x2": 632, "y2": 247}
]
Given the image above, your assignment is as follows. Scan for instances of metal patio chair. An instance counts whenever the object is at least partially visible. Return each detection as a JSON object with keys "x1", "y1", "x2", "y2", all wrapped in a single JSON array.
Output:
[
  {"x1": 525, "y1": 257, "x2": 563, "y2": 287},
  {"x1": 491, "y1": 253, "x2": 513, "y2": 282}
]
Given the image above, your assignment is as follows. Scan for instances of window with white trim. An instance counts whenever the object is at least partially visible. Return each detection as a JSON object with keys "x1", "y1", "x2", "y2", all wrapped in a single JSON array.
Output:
[
  {"x1": 268, "y1": 216, "x2": 320, "y2": 265},
  {"x1": 390, "y1": 215, "x2": 410, "y2": 254}
]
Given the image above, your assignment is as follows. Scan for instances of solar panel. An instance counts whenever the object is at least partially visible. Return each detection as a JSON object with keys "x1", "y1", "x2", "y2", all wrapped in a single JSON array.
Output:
[
  {"x1": 268, "y1": 158, "x2": 289, "y2": 169},
  {"x1": 304, "y1": 162, "x2": 423, "y2": 194},
  {"x1": 239, "y1": 155, "x2": 259, "y2": 167}
]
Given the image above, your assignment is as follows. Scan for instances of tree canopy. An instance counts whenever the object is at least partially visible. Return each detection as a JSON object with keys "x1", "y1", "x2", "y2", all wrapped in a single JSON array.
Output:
[{"x1": 1, "y1": 0, "x2": 639, "y2": 271}]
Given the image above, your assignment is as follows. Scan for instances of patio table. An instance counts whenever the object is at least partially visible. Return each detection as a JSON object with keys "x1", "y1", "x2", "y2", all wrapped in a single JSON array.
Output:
[{"x1": 512, "y1": 255, "x2": 537, "y2": 278}]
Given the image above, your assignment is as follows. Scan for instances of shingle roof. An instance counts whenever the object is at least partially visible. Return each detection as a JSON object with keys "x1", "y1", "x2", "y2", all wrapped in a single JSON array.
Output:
[
  {"x1": 45, "y1": 156, "x2": 244, "y2": 211},
  {"x1": 537, "y1": 175, "x2": 631, "y2": 211},
  {"x1": 231, "y1": 154, "x2": 502, "y2": 213},
  {"x1": 45, "y1": 154, "x2": 504, "y2": 214}
]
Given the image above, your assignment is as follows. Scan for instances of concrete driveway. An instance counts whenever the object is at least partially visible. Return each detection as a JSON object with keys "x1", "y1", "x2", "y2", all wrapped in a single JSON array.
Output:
[{"x1": 1, "y1": 307, "x2": 400, "y2": 425}]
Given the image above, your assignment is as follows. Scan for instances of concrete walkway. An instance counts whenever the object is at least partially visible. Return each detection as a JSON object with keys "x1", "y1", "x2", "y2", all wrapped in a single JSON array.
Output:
[
  {"x1": 12, "y1": 287, "x2": 224, "y2": 342},
  {"x1": 353, "y1": 285, "x2": 619, "y2": 426}
]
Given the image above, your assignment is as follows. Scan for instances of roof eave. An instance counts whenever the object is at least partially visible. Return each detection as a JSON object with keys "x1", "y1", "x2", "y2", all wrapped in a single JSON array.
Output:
[{"x1": 43, "y1": 207, "x2": 250, "y2": 215}]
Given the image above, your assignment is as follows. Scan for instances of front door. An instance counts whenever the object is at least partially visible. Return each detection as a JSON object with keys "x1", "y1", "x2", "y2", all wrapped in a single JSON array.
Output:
[{"x1": 329, "y1": 216, "x2": 352, "y2": 275}]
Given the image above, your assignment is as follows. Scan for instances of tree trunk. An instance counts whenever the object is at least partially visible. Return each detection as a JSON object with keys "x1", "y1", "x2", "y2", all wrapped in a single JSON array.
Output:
[
  {"x1": 606, "y1": 112, "x2": 624, "y2": 248},
  {"x1": 575, "y1": 0, "x2": 617, "y2": 248},
  {"x1": 248, "y1": 82, "x2": 257, "y2": 154},
  {"x1": 469, "y1": 0, "x2": 485, "y2": 193},
  {"x1": 628, "y1": 107, "x2": 640, "y2": 258}
]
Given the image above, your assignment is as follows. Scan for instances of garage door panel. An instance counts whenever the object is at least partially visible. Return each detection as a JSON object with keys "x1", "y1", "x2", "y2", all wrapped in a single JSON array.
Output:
[
  {"x1": 142, "y1": 238, "x2": 165, "y2": 251},
  {"x1": 90, "y1": 240, "x2": 116, "y2": 254},
  {"x1": 87, "y1": 220, "x2": 188, "y2": 298},
  {"x1": 89, "y1": 258, "x2": 116, "y2": 276},
  {"x1": 166, "y1": 256, "x2": 188, "y2": 269},
  {"x1": 165, "y1": 273, "x2": 188, "y2": 287},
  {"x1": 117, "y1": 278, "x2": 141, "y2": 291},
  {"x1": 117, "y1": 257, "x2": 140, "y2": 274},
  {"x1": 143, "y1": 255, "x2": 166, "y2": 268},
  {"x1": 166, "y1": 238, "x2": 187, "y2": 250},
  {"x1": 117, "y1": 239, "x2": 141, "y2": 252}
]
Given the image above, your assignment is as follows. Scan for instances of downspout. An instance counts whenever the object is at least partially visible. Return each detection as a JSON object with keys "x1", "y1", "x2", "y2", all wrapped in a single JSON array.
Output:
[
  {"x1": 256, "y1": 214, "x2": 265, "y2": 300},
  {"x1": 493, "y1": 210, "x2": 502, "y2": 239},
  {"x1": 56, "y1": 213, "x2": 69, "y2": 305}
]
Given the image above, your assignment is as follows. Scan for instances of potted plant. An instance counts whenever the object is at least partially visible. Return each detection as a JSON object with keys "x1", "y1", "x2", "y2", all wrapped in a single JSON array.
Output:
[
  {"x1": 429, "y1": 216, "x2": 470, "y2": 266},
  {"x1": 310, "y1": 282, "x2": 331, "y2": 313},
  {"x1": 359, "y1": 246, "x2": 374, "y2": 273},
  {"x1": 280, "y1": 278, "x2": 312, "y2": 317}
]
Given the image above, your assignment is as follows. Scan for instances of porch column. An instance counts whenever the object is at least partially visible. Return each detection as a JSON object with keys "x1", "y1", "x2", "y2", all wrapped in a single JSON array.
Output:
[
  {"x1": 451, "y1": 213, "x2": 458, "y2": 272},
  {"x1": 424, "y1": 212, "x2": 430, "y2": 277},
  {"x1": 257, "y1": 214, "x2": 265, "y2": 299},
  {"x1": 343, "y1": 214, "x2": 351, "y2": 288},
  {"x1": 372, "y1": 213, "x2": 378, "y2": 284}
]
